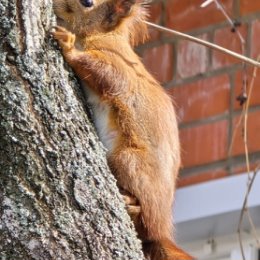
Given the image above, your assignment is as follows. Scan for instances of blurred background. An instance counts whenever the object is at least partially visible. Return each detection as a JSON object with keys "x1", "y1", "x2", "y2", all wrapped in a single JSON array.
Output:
[{"x1": 138, "y1": 1, "x2": 260, "y2": 259}]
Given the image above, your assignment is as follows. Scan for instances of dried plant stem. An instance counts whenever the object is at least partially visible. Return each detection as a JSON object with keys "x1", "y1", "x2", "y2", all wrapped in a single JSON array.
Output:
[
  {"x1": 243, "y1": 61, "x2": 259, "y2": 173},
  {"x1": 246, "y1": 209, "x2": 260, "y2": 247},
  {"x1": 213, "y1": 0, "x2": 245, "y2": 45},
  {"x1": 243, "y1": 65, "x2": 258, "y2": 173},
  {"x1": 145, "y1": 19, "x2": 260, "y2": 258},
  {"x1": 228, "y1": 107, "x2": 245, "y2": 157},
  {"x1": 228, "y1": 57, "x2": 259, "y2": 157},
  {"x1": 238, "y1": 167, "x2": 259, "y2": 259},
  {"x1": 144, "y1": 21, "x2": 260, "y2": 68},
  {"x1": 237, "y1": 58, "x2": 260, "y2": 260},
  {"x1": 238, "y1": 225, "x2": 246, "y2": 260}
]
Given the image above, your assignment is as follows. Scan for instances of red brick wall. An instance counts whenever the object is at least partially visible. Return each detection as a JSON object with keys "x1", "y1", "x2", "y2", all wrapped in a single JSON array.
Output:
[{"x1": 138, "y1": 0, "x2": 260, "y2": 187}]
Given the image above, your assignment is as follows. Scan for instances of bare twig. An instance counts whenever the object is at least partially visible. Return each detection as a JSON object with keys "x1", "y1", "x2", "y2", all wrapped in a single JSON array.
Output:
[
  {"x1": 211, "y1": 0, "x2": 245, "y2": 44},
  {"x1": 246, "y1": 208, "x2": 260, "y2": 247},
  {"x1": 146, "y1": 8, "x2": 260, "y2": 258},
  {"x1": 144, "y1": 21, "x2": 260, "y2": 68},
  {"x1": 211, "y1": 0, "x2": 248, "y2": 107},
  {"x1": 229, "y1": 57, "x2": 259, "y2": 157},
  {"x1": 228, "y1": 107, "x2": 245, "y2": 157},
  {"x1": 209, "y1": 3, "x2": 255, "y2": 257},
  {"x1": 238, "y1": 167, "x2": 259, "y2": 259},
  {"x1": 201, "y1": 0, "x2": 248, "y2": 106},
  {"x1": 237, "y1": 57, "x2": 260, "y2": 259},
  {"x1": 238, "y1": 220, "x2": 246, "y2": 260},
  {"x1": 201, "y1": 0, "x2": 214, "y2": 8}
]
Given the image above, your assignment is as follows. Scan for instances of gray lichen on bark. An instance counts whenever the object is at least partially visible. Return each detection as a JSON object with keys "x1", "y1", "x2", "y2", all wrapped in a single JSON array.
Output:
[{"x1": 0, "y1": 0, "x2": 144, "y2": 259}]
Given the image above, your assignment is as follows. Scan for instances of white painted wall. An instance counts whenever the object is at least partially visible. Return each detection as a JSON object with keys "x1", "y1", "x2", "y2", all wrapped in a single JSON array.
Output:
[{"x1": 174, "y1": 172, "x2": 260, "y2": 260}]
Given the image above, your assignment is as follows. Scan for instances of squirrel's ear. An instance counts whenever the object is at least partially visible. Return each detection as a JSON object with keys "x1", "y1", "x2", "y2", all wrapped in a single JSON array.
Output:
[
  {"x1": 103, "y1": 0, "x2": 148, "y2": 45},
  {"x1": 114, "y1": 0, "x2": 136, "y2": 17},
  {"x1": 103, "y1": 0, "x2": 136, "y2": 30}
]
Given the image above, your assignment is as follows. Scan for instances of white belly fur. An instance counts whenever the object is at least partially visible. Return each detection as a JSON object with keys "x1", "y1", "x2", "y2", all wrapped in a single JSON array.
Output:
[{"x1": 83, "y1": 84, "x2": 118, "y2": 152}]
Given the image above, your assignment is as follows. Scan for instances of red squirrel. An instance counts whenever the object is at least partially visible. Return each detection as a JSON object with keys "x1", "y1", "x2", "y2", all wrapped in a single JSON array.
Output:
[{"x1": 52, "y1": 0, "x2": 192, "y2": 259}]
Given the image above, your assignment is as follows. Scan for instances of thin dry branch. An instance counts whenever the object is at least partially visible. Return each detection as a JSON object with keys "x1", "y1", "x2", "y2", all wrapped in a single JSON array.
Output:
[
  {"x1": 144, "y1": 21, "x2": 260, "y2": 68},
  {"x1": 228, "y1": 57, "x2": 259, "y2": 159},
  {"x1": 228, "y1": 108, "x2": 246, "y2": 157},
  {"x1": 246, "y1": 208, "x2": 260, "y2": 247},
  {"x1": 238, "y1": 166, "x2": 260, "y2": 259},
  {"x1": 237, "y1": 58, "x2": 260, "y2": 260},
  {"x1": 202, "y1": 0, "x2": 245, "y2": 45},
  {"x1": 210, "y1": 0, "x2": 248, "y2": 106},
  {"x1": 145, "y1": 18, "x2": 260, "y2": 259}
]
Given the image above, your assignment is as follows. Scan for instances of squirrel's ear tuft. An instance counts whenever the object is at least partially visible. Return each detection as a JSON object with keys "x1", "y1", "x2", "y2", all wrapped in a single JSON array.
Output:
[
  {"x1": 103, "y1": 0, "x2": 149, "y2": 45},
  {"x1": 103, "y1": 0, "x2": 136, "y2": 30},
  {"x1": 114, "y1": 0, "x2": 136, "y2": 17}
]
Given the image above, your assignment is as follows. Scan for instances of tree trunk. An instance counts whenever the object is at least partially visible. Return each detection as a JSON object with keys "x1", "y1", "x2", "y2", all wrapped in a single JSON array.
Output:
[{"x1": 0, "y1": 0, "x2": 144, "y2": 259}]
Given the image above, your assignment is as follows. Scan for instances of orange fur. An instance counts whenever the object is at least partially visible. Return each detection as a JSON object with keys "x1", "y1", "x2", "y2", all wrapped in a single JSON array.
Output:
[{"x1": 52, "y1": 0, "x2": 193, "y2": 259}]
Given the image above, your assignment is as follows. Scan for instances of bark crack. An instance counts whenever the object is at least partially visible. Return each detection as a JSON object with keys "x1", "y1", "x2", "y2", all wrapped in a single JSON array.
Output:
[{"x1": 15, "y1": 0, "x2": 26, "y2": 54}]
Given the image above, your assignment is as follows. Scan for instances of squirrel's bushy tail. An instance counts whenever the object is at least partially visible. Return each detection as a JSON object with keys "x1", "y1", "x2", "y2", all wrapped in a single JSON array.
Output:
[{"x1": 143, "y1": 239, "x2": 193, "y2": 260}]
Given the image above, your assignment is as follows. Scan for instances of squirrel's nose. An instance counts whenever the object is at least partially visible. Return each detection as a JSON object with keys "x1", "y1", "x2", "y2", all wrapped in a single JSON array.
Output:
[{"x1": 80, "y1": 0, "x2": 93, "y2": 8}]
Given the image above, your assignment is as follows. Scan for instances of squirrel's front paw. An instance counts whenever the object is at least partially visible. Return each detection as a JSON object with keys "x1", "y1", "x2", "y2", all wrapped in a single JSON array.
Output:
[{"x1": 52, "y1": 26, "x2": 75, "y2": 52}]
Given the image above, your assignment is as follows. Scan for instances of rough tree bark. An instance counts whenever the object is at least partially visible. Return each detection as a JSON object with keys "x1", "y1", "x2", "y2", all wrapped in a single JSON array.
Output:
[{"x1": 0, "y1": 0, "x2": 144, "y2": 259}]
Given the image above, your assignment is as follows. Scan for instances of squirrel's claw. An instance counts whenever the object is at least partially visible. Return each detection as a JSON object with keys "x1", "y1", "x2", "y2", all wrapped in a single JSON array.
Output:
[{"x1": 51, "y1": 26, "x2": 76, "y2": 52}]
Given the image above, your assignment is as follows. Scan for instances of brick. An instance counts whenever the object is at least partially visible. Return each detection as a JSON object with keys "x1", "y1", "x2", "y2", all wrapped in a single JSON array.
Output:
[
  {"x1": 180, "y1": 120, "x2": 228, "y2": 167},
  {"x1": 251, "y1": 19, "x2": 260, "y2": 59},
  {"x1": 231, "y1": 110, "x2": 260, "y2": 156},
  {"x1": 142, "y1": 44, "x2": 174, "y2": 83},
  {"x1": 212, "y1": 25, "x2": 248, "y2": 69},
  {"x1": 166, "y1": 0, "x2": 232, "y2": 32},
  {"x1": 234, "y1": 69, "x2": 260, "y2": 110},
  {"x1": 169, "y1": 75, "x2": 230, "y2": 123},
  {"x1": 240, "y1": 0, "x2": 260, "y2": 15},
  {"x1": 177, "y1": 169, "x2": 227, "y2": 187},
  {"x1": 176, "y1": 34, "x2": 209, "y2": 79},
  {"x1": 147, "y1": 2, "x2": 163, "y2": 41}
]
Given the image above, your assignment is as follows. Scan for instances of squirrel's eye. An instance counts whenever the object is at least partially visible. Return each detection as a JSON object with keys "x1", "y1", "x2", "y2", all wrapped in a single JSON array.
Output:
[{"x1": 80, "y1": 0, "x2": 93, "y2": 7}]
